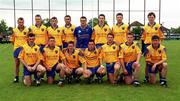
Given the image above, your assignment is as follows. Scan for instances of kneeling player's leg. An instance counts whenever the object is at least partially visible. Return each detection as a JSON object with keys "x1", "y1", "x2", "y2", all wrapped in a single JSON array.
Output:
[
  {"x1": 83, "y1": 69, "x2": 92, "y2": 79},
  {"x1": 57, "y1": 63, "x2": 66, "y2": 80},
  {"x1": 65, "y1": 67, "x2": 73, "y2": 77},
  {"x1": 46, "y1": 66, "x2": 56, "y2": 84},
  {"x1": 23, "y1": 67, "x2": 32, "y2": 86},
  {"x1": 36, "y1": 65, "x2": 46, "y2": 79},
  {"x1": 75, "y1": 68, "x2": 83, "y2": 78},
  {"x1": 132, "y1": 62, "x2": 141, "y2": 81},
  {"x1": 159, "y1": 62, "x2": 168, "y2": 85},
  {"x1": 114, "y1": 63, "x2": 120, "y2": 82},
  {"x1": 148, "y1": 64, "x2": 158, "y2": 84},
  {"x1": 106, "y1": 63, "x2": 115, "y2": 84},
  {"x1": 97, "y1": 67, "x2": 106, "y2": 78}
]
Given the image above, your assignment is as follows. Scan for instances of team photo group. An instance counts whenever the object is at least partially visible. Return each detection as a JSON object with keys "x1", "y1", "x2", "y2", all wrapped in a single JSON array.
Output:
[{"x1": 11, "y1": 12, "x2": 168, "y2": 87}]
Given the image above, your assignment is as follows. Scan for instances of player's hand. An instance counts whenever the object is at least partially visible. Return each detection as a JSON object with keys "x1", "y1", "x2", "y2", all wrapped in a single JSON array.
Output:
[
  {"x1": 134, "y1": 61, "x2": 139, "y2": 65},
  {"x1": 47, "y1": 67, "x2": 52, "y2": 71},
  {"x1": 83, "y1": 69, "x2": 90, "y2": 77},
  {"x1": 152, "y1": 64, "x2": 157, "y2": 72},
  {"x1": 31, "y1": 66, "x2": 36, "y2": 71},
  {"x1": 27, "y1": 66, "x2": 32, "y2": 71},
  {"x1": 123, "y1": 69, "x2": 128, "y2": 75}
]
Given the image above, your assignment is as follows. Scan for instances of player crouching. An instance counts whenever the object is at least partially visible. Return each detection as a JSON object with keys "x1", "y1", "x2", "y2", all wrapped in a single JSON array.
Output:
[
  {"x1": 63, "y1": 41, "x2": 85, "y2": 84},
  {"x1": 145, "y1": 35, "x2": 168, "y2": 86},
  {"x1": 19, "y1": 34, "x2": 46, "y2": 86},
  {"x1": 119, "y1": 32, "x2": 141, "y2": 86}
]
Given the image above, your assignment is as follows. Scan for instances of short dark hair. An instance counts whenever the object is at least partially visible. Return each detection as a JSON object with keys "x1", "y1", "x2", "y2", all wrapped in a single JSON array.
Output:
[
  {"x1": 88, "y1": 39, "x2": 95, "y2": 44},
  {"x1": 80, "y1": 16, "x2": 87, "y2": 20},
  {"x1": 127, "y1": 32, "x2": 134, "y2": 37},
  {"x1": 35, "y1": 14, "x2": 41, "y2": 18},
  {"x1": 64, "y1": 15, "x2": 71, "y2": 19},
  {"x1": 28, "y1": 33, "x2": 35, "y2": 37},
  {"x1": 98, "y1": 14, "x2": 105, "y2": 19},
  {"x1": 49, "y1": 36, "x2": 55, "y2": 40},
  {"x1": 116, "y1": 13, "x2": 123, "y2": 17},
  {"x1": 107, "y1": 33, "x2": 114, "y2": 38},
  {"x1": 51, "y1": 16, "x2": 57, "y2": 20},
  {"x1": 152, "y1": 35, "x2": 160, "y2": 40},
  {"x1": 148, "y1": 12, "x2": 156, "y2": 18},
  {"x1": 17, "y1": 17, "x2": 24, "y2": 21},
  {"x1": 68, "y1": 41, "x2": 74, "y2": 45}
]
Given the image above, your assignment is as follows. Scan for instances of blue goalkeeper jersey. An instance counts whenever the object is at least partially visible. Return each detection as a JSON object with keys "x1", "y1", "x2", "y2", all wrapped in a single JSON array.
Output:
[{"x1": 74, "y1": 25, "x2": 93, "y2": 48}]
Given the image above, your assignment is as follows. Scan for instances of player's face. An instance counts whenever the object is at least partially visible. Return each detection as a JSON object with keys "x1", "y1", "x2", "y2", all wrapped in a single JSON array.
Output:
[
  {"x1": 152, "y1": 39, "x2": 160, "y2": 48},
  {"x1": 98, "y1": 16, "x2": 105, "y2": 24},
  {"x1": 116, "y1": 15, "x2": 123, "y2": 23},
  {"x1": 67, "y1": 43, "x2": 74, "y2": 50},
  {"x1": 49, "y1": 39, "x2": 55, "y2": 47},
  {"x1": 107, "y1": 35, "x2": 114, "y2": 43},
  {"x1": 148, "y1": 15, "x2": 155, "y2": 23},
  {"x1": 35, "y1": 16, "x2": 42, "y2": 25},
  {"x1": 88, "y1": 42, "x2": 95, "y2": 50},
  {"x1": 51, "y1": 19, "x2": 58, "y2": 26},
  {"x1": 80, "y1": 18, "x2": 87, "y2": 26},
  {"x1": 127, "y1": 35, "x2": 134, "y2": 43},
  {"x1": 28, "y1": 36, "x2": 35, "y2": 44},
  {"x1": 18, "y1": 20, "x2": 24, "y2": 27},
  {"x1": 65, "y1": 17, "x2": 71, "y2": 25}
]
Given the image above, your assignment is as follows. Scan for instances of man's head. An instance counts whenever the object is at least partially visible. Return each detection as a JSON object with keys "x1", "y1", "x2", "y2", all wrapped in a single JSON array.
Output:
[
  {"x1": 48, "y1": 36, "x2": 56, "y2": 47},
  {"x1": 127, "y1": 32, "x2": 134, "y2": 43},
  {"x1": 17, "y1": 17, "x2": 24, "y2": 28},
  {"x1": 35, "y1": 14, "x2": 42, "y2": 25},
  {"x1": 27, "y1": 33, "x2": 35, "y2": 44},
  {"x1": 80, "y1": 16, "x2": 87, "y2": 27},
  {"x1": 107, "y1": 33, "x2": 114, "y2": 43},
  {"x1": 152, "y1": 35, "x2": 160, "y2": 48},
  {"x1": 51, "y1": 17, "x2": 58, "y2": 27},
  {"x1": 98, "y1": 14, "x2": 105, "y2": 25},
  {"x1": 116, "y1": 13, "x2": 123, "y2": 23},
  {"x1": 67, "y1": 41, "x2": 74, "y2": 51},
  {"x1": 64, "y1": 15, "x2": 71, "y2": 25},
  {"x1": 148, "y1": 12, "x2": 156, "y2": 24},
  {"x1": 88, "y1": 40, "x2": 95, "y2": 50}
]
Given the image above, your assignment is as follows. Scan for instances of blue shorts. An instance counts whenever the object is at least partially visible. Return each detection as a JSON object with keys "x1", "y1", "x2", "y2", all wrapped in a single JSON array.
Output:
[
  {"x1": 13, "y1": 47, "x2": 23, "y2": 58},
  {"x1": 148, "y1": 64, "x2": 161, "y2": 74},
  {"x1": 46, "y1": 63, "x2": 59, "y2": 78},
  {"x1": 106, "y1": 62, "x2": 116, "y2": 74},
  {"x1": 96, "y1": 44, "x2": 104, "y2": 49},
  {"x1": 23, "y1": 65, "x2": 37, "y2": 79},
  {"x1": 125, "y1": 62, "x2": 135, "y2": 75},
  {"x1": 39, "y1": 45, "x2": 45, "y2": 53},
  {"x1": 143, "y1": 44, "x2": 150, "y2": 56},
  {"x1": 63, "y1": 42, "x2": 68, "y2": 48},
  {"x1": 87, "y1": 66, "x2": 99, "y2": 75}
]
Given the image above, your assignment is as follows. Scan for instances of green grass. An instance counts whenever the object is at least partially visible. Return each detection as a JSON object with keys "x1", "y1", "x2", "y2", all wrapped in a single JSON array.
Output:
[{"x1": 0, "y1": 40, "x2": 180, "y2": 101}]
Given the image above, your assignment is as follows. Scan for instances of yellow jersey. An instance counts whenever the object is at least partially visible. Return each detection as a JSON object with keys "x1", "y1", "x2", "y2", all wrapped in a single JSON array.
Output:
[
  {"x1": 112, "y1": 23, "x2": 129, "y2": 44},
  {"x1": 42, "y1": 46, "x2": 65, "y2": 68},
  {"x1": 92, "y1": 24, "x2": 111, "y2": 44},
  {"x1": 141, "y1": 23, "x2": 165, "y2": 44},
  {"x1": 18, "y1": 44, "x2": 42, "y2": 65},
  {"x1": 30, "y1": 24, "x2": 47, "y2": 45},
  {"x1": 80, "y1": 48, "x2": 101, "y2": 68},
  {"x1": 145, "y1": 44, "x2": 167, "y2": 64},
  {"x1": 61, "y1": 24, "x2": 76, "y2": 42},
  {"x1": 47, "y1": 26, "x2": 63, "y2": 46},
  {"x1": 101, "y1": 43, "x2": 119, "y2": 63},
  {"x1": 63, "y1": 49, "x2": 85, "y2": 69},
  {"x1": 11, "y1": 27, "x2": 29, "y2": 50},
  {"x1": 119, "y1": 42, "x2": 141, "y2": 63}
]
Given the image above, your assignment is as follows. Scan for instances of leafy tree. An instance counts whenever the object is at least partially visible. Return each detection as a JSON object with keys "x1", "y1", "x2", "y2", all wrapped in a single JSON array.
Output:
[
  {"x1": 88, "y1": 18, "x2": 108, "y2": 27},
  {"x1": 42, "y1": 18, "x2": 51, "y2": 27}
]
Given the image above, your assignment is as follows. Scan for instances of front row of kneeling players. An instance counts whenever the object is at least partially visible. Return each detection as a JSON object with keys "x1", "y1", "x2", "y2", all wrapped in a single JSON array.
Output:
[{"x1": 19, "y1": 33, "x2": 168, "y2": 87}]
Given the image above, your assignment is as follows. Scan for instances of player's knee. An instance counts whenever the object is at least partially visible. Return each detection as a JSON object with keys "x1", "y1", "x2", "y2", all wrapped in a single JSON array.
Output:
[
  {"x1": 76, "y1": 68, "x2": 83, "y2": 75},
  {"x1": 162, "y1": 62, "x2": 168, "y2": 68},
  {"x1": 114, "y1": 65, "x2": 120, "y2": 71}
]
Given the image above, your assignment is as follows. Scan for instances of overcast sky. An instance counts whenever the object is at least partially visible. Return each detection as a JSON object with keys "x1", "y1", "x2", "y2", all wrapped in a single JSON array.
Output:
[{"x1": 0, "y1": 0, "x2": 179, "y2": 28}]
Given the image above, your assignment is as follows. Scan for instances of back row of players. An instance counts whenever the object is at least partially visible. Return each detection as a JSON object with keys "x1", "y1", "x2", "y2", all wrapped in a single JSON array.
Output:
[{"x1": 11, "y1": 12, "x2": 167, "y2": 87}]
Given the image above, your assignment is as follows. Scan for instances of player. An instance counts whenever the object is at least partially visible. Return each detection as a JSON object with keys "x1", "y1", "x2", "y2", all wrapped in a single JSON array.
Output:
[
  {"x1": 62, "y1": 41, "x2": 85, "y2": 83},
  {"x1": 61, "y1": 15, "x2": 76, "y2": 48},
  {"x1": 41, "y1": 37, "x2": 66, "y2": 86},
  {"x1": 141, "y1": 12, "x2": 165, "y2": 82},
  {"x1": 47, "y1": 17, "x2": 63, "y2": 49},
  {"x1": 101, "y1": 33, "x2": 120, "y2": 84},
  {"x1": 92, "y1": 14, "x2": 111, "y2": 48},
  {"x1": 145, "y1": 35, "x2": 168, "y2": 86},
  {"x1": 119, "y1": 32, "x2": 141, "y2": 86},
  {"x1": 74, "y1": 16, "x2": 93, "y2": 50},
  {"x1": 11, "y1": 17, "x2": 29, "y2": 82},
  {"x1": 29, "y1": 14, "x2": 47, "y2": 52},
  {"x1": 80, "y1": 40, "x2": 106, "y2": 84},
  {"x1": 19, "y1": 34, "x2": 46, "y2": 86},
  {"x1": 112, "y1": 13, "x2": 129, "y2": 45}
]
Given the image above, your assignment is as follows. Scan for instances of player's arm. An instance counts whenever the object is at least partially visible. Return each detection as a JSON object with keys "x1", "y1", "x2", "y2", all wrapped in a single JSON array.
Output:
[
  {"x1": 118, "y1": 47, "x2": 127, "y2": 74},
  {"x1": 10, "y1": 30, "x2": 15, "y2": 45},
  {"x1": 140, "y1": 28, "x2": 145, "y2": 41},
  {"x1": 73, "y1": 28, "x2": 77, "y2": 47},
  {"x1": 18, "y1": 49, "x2": 31, "y2": 70},
  {"x1": 159, "y1": 26, "x2": 166, "y2": 41},
  {"x1": 135, "y1": 43, "x2": 142, "y2": 63}
]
